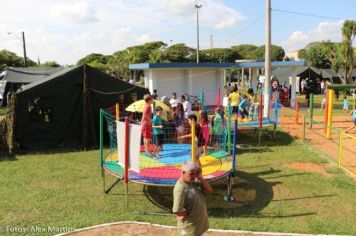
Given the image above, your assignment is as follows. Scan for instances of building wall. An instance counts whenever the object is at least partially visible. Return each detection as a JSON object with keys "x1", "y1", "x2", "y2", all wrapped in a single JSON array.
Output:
[
  {"x1": 145, "y1": 68, "x2": 223, "y2": 105},
  {"x1": 190, "y1": 69, "x2": 223, "y2": 105}
]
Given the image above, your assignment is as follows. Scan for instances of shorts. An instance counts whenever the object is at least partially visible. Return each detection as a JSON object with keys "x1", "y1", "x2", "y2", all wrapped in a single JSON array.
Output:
[
  {"x1": 343, "y1": 105, "x2": 348, "y2": 110},
  {"x1": 142, "y1": 124, "x2": 152, "y2": 139},
  {"x1": 353, "y1": 117, "x2": 356, "y2": 124},
  {"x1": 232, "y1": 106, "x2": 239, "y2": 114},
  {"x1": 154, "y1": 134, "x2": 164, "y2": 146}
]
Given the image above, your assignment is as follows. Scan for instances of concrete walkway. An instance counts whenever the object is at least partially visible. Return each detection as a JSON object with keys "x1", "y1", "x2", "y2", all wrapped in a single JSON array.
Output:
[{"x1": 59, "y1": 221, "x2": 337, "y2": 236}]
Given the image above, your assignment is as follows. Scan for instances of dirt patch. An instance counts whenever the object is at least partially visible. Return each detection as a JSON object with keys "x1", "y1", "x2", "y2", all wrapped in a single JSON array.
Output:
[
  {"x1": 284, "y1": 162, "x2": 330, "y2": 176},
  {"x1": 281, "y1": 113, "x2": 356, "y2": 177}
]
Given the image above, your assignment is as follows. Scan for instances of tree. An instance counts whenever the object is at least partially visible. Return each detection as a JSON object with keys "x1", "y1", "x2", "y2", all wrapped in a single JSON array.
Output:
[
  {"x1": 199, "y1": 48, "x2": 241, "y2": 63},
  {"x1": 255, "y1": 45, "x2": 285, "y2": 61},
  {"x1": 76, "y1": 53, "x2": 113, "y2": 73},
  {"x1": 39, "y1": 61, "x2": 61, "y2": 67},
  {"x1": 297, "y1": 49, "x2": 307, "y2": 60},
  {"x1": 341, "y1": 20, "x2": 356, "y2": 84},
  {"x1": 305, "y1": 44, "x2": 331, "y2": 68},
  {"x1": 164, "y1": 43, "x2": 194, "y2": 62},
  {"x1": 320, "y1": 41, "x2": 343, "y2": 72},
  {"x1": 148, "y1": 49, "x2": 167, "y2": 63},
  {"x1": 0, "y1": 49, "x2": 35, "y2": 70},
  {"x1": 231, "y1": 44, "x2": 258, "y2": 60}
]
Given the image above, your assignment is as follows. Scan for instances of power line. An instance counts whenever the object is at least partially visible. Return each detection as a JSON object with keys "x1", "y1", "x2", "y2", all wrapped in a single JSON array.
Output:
[
  {"x1": 219, "y1": 13, "x2": 265, "y2": 45},
  {"x1": 272, "y1": 8, "x2": 343, "y2": 21}
]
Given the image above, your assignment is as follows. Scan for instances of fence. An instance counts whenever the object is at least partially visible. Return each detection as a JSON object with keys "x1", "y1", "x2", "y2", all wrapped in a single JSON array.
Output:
[{"x1": 281, "y1": 106, "x2": 356, "y2": 177}]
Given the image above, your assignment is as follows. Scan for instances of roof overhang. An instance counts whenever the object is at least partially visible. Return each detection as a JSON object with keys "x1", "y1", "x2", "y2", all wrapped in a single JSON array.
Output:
[{"x1": 129, "y1": 61, "x2": 307, "y2": 70}]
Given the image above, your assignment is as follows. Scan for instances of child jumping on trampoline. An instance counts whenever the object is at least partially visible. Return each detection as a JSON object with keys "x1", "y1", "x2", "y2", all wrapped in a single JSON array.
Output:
[
  {"x1": 152, "y1": 106, "x2": 164, "y2": 158},
  {"x1": 212, "y1": 108, "x2": 224, "y2": 150},
  {"x1": 178, "y1": 114, "x2": 205, "y2": 167},
  {"x1": 239, "y1": 95, "x2": 249, "y2": 122},
  {"x1": 247, "y1": 88, "x2": 258, "y2": 121},
  {"x1": 200, "y1": 110, "x2": 210, "y2": 156},
  {"x1": 141, "y1": 94, "x2": 154, "y2": 157}
]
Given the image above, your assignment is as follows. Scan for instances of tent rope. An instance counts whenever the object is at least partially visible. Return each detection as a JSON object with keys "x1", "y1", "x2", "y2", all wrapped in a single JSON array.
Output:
[{"x1": 88, "y1": 86, "x2": 140, "y2": 95}]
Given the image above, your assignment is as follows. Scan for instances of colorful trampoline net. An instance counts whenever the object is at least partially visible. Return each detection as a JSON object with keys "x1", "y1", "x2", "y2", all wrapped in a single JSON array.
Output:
[{"x1": 100, "y1": 106, "x2": 233, "y2": 186}]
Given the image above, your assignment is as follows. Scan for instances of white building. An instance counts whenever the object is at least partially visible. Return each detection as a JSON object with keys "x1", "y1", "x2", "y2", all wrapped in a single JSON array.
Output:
[{"x1": 129, "y1": 62, "x2": 307, "y2": 106}]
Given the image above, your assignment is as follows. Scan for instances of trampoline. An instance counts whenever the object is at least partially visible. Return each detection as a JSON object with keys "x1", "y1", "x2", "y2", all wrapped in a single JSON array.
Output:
[
  {"x1": 103, "y1": 144, "x2": 232, "y2": 186},
  {"x1": 99, "y1": 107, "x2": 235, "y2": 191}
]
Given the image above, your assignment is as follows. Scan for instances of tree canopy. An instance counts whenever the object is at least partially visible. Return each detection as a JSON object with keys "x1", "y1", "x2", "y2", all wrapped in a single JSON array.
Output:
[
  {"x1": 0, "y1": 49, "x2": 36, "y2": 70},
  {"x1": 255, "y1": 45, "x2": 286, "y2": 61}
]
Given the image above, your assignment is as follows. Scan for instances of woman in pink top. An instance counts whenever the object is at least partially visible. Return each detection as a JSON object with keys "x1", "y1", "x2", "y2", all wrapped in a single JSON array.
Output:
[
  {"x1": 141, "y1": 94, "x2": 154, "y2": 157},
  {"x1": 200, "y1": 111, "x2": 209, "y2": 156}
]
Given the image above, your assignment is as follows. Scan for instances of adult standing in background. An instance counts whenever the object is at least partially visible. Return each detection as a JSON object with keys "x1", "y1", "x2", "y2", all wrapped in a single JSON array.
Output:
[
  {"x1": 180, "y1": 95, "x2": 192, "y2": 118},
  {"x1": 173, "y1": 161, "x2": 212, "y2": 236},
  {"x1": 170, "y1": 92, "x2": 179, "y2": 108},
  {"x1": 320, "y1": 80, "x2": 325, "y2": 95}
]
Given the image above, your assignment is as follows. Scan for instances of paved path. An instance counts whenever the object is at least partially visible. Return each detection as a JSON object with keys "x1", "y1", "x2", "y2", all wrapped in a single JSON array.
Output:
[{"x1": 60, "y1": 221, "x2": 333, "y2": 236}]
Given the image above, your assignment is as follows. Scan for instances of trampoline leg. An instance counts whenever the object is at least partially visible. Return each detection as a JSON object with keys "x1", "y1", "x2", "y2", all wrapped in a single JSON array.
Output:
[
  {"x1": 224, "y1": 174, "x2": 234, "y2": 201},
  {"x1": 104, "y1": 177, "x2": 121, "y2": 194},
  {"x1": 101, "y1": 167, "x2": 106, "y2": 193},
  {"x1": 125, "y1": 183, "x2": 129, "y2": 211},
  {"x1": 258, "y1": 128, "x2": 262, "y2": 146},
  {"x1": 273, "y1": 124, "x2": 276, "y2": 139}
]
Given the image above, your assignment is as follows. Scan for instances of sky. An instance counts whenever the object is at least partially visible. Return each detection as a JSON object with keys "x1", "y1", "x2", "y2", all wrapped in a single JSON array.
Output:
[{"x1": 0, "y1": 0, "x2": 355, "y2": 65}]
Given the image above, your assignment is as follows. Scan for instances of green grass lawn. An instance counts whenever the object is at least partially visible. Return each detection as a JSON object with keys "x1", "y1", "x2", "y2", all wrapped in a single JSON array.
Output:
[
  {"x1": 0, "y1": 131, "x2": 355, "y2": 235},
  {"x1": 297, "y1": 94, "x2": 355, "y2": 117}
]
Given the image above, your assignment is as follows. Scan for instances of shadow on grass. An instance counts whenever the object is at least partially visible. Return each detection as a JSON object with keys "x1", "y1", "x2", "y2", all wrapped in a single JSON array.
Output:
[
  {"x1": 0, "y1": 150, "x2": 17, "y2": 161},
  {"x1": 143, "y1": 169, "x2": 297, "y2": 218},
  {"x1": 232, "y1": 130, "x2": 295, "y2": 155}
]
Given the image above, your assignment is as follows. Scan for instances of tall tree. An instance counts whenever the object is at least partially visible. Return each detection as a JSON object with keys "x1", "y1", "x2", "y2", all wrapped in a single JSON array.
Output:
[
  {"x1": 0, "y1": 49, "x2": 35, "y2": 70},
  {"x1": 39, "y1": 61, "x2": 61, "y2": 67},
  {"x1": 306, "y1": 44, "x2": 331, "y2": 68},
  {"x1": 199, "y1": 48, "x2": 241, "y2": 63},
  {"x1": 320, "y1": 41, "x2": 343, "y2": 72},
  {"x1": 297, "y1": 49, "x2": 307, "y2": 60},
  {"x1": 164, "y1": 43, "x2": 194, "y2": 62},
  {"x1": 255, "y1": 45, "x2": 285, "y2": 61},
  {"x1": 148, "y1": 49, "x2": 167, "y2": 63},
  {"x1": 231, "y1": 44, "x2": 258, "y2": 60},
  {"x1": 341, "y1": 20, "x2": 356, "y2": 84}
]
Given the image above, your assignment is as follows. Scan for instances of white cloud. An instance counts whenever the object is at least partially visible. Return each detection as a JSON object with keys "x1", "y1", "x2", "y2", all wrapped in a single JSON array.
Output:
[
  {"x1": 111, "y1": 27, "x2": 135, "y2": 50},
  {"x1": 136, "y1": 34, "x2": 152, "y2": 44},
  {"x1": 214, "y1": 17, "x2": 237, "y2": 29},
  {"x1": 50, "y1": 1, "x2": 98, "y2": 24},
  {"x1": 0, "y1": 0, "x2": 245, "y2": 64},
  {"x1": 281, "y1": 20, "x2": 344, "y2": 51}
]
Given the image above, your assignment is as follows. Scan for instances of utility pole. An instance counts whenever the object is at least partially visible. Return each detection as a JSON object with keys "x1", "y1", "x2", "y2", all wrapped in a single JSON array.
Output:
[
  {"x1": 22, "y1": 31, "x2": 27, "y2": 67},
  {"x1": 263, "y1": 0, "x2": 271, "y2": 117},
  {"x1": 194, "y1": 3, "x2": 202, "y2": 63},
  {"x1": 210, "y1": 34, "x2": 214, "y2": 49}
]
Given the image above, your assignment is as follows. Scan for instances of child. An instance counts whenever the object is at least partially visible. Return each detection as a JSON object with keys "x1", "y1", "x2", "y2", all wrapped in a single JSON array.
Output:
[
  {"x1": 345, "y1": 109, "x2": 356, "y2": 133},
  {"x1": 239, "y1": 95, "x2": 249, "y2": 121},
  {"x1": 152, "y1": 106, "x2": 164, "y2": 158},
  {"x1": 343, "y1": 96, "x2": 349, "y2": 113},
  {"x1": 141, "y1": 94, "x2": 154, "y2": 157},
  {"x1": 200, "y1": 110, "x2": 209, "y2": 155},
  {"x1": 212, "y1": 108, "x2": 224, "y2": 150},
  {"x1": 178, "y1": 114, "x2": 205, "y2": 166},
  {"x1": 247, "y1": 88, "x2": 259, "y2": 121}
]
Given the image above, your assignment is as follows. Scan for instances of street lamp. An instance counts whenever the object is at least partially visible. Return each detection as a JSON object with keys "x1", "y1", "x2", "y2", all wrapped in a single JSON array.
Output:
[
  {"x1": 7, "y1": 31, "x2": 27, "y2": 67},
  {"x1": 194, "y1": 3, "x2": 202, "y2": 63}
]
